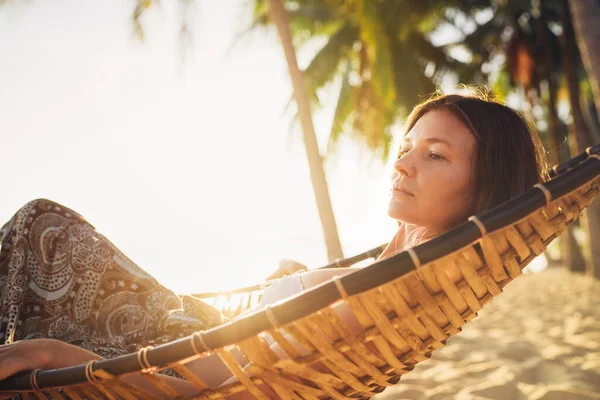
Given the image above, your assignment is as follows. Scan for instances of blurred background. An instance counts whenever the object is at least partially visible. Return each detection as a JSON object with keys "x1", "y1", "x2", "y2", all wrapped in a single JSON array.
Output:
[{"x1": 1, "y1": 0, "x2": 599, "y2": 298}]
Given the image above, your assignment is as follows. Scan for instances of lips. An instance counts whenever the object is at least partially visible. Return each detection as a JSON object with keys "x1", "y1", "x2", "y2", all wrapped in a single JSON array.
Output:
[{"x1": 391, "y1": 181, "x2": 414, "y2": 196}]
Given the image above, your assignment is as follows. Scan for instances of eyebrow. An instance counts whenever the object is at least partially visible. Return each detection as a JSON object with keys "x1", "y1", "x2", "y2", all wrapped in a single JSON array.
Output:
[{"x1": 402, "y1": 137, "x2": 453, "y2": 147}]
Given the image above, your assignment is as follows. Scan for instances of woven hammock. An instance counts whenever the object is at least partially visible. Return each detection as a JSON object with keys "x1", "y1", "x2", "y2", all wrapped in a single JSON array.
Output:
[{"x1": 1, "y1": 145, "x2": 599, "y2": 399}]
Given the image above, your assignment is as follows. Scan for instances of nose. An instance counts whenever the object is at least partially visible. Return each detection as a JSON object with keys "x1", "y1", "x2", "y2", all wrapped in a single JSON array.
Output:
[{"x1": 393, "y1": 154, "x2": 415, "y2": 177}]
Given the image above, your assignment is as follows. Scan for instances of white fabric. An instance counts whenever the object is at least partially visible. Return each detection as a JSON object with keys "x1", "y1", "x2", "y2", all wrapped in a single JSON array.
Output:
[{"x1": 258, "y1": 272, "x2": 305, "y2": 308}]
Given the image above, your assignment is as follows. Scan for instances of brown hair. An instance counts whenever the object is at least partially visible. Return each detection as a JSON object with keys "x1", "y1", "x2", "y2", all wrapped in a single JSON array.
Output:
[{"x1": 403, "y1": 90, "x2": 549, "y2": 216}]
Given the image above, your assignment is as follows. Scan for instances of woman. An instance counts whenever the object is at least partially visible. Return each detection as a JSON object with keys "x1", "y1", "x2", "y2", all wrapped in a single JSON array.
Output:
[{"x1": 0, "y1": 92, "x2": 548, "y2": 398}]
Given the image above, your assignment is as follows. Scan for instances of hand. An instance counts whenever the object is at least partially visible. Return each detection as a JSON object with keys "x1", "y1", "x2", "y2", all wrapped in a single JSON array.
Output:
[
  {"x1": 0, "y1": 339, "x2": 58, "y2": 383},
  {"x1": 266, "y1": 259, "x2": 308, "y2": 280},
  {"x1": 0, "y1": 339, "x2": 102, "y2": 381}
]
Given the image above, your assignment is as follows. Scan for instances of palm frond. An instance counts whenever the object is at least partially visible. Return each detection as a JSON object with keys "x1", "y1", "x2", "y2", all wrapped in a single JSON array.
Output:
[
  {"x1": 328, "y1": 66, "x2": 356, "y2": 153},
  {"x1": 356, "y1": 0, "x2": 396, "y2": 107},
  {"x1": 390, "y1": 39, "x2": 436, "y2": 117},
  {"x1": 303, "y1": 23, "x2": 358, "y2": 100},
  {"x1": 132, "y1": 0, "x2": 154, "y2": 41}
]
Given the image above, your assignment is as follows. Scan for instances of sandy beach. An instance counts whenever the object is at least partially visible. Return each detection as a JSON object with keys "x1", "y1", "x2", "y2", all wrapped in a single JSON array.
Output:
[{"x1": 373, "y1": 268, "x2": 600, "y2": 400}]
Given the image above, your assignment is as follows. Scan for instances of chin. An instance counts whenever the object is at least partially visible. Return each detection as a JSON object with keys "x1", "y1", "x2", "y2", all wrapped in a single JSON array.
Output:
[{"x1": 387, "y1": 202, "x2": 415, "y2": 224}]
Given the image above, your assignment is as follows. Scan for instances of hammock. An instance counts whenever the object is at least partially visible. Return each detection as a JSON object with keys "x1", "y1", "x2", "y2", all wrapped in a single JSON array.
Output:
[{"x1": 1, "y1": 145, "x2": 599, "y2": 399}]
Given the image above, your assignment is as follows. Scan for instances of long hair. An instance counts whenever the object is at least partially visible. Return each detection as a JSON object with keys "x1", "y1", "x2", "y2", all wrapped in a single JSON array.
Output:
[{"x1": 396, "y1": 89, "x2": 549, "y2": 252}]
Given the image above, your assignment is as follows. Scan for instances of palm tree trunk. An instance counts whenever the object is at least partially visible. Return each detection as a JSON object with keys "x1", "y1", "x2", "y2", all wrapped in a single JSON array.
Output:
[
  {"x1": 568, "y1": 0, "x2": 600, "y2": 119},
  {"x1": 562, "y1": 1, "x2": 593, "y2": 152},
  {"x1": 537, "y1": 6, "x2": 584, "y2": 273},
  {"x1": 266, "y1": 0, "x2": 344, "y2": 262},
  {"x1": 538, "y1": 7, "x2": 561, "y2": 167},
  {"x1": 563, "y1": 0, "x2": 600, "y2": 278},
  {"x1": 583, "y1": 94, "x2": 600, "y2": 144}
]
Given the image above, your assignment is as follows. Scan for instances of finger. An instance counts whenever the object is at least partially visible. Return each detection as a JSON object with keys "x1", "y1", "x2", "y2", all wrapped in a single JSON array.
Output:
[{"x1": 0, "y1": 357, "x2": 34, "y2": 382}]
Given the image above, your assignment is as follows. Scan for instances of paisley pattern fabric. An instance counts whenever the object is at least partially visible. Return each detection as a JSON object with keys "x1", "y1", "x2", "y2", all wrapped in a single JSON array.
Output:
[{"x1": 0, "y1": 199, "x2": 225, "y2": 359}]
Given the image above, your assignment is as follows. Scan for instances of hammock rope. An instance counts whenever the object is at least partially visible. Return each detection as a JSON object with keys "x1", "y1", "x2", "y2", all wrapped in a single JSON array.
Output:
[{"x1": 0, "y1": 144, "x2": 599, "y2": 399}]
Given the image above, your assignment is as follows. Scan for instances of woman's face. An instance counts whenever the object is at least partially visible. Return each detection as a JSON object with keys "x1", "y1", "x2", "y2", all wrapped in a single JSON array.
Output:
[{"x1": 388, "y1": 109, "x2": 478, "y2": 233}]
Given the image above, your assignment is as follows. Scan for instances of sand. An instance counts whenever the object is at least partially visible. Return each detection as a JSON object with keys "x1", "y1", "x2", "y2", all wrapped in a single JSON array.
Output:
[{"x1": 373, "y1": 268, "x2": 600, "y2": 400}]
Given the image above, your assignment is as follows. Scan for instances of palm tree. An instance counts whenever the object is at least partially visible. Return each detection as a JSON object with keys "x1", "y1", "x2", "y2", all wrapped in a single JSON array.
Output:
[{"x1": 266, "y1": 0, "x2": 344, "y2": 262}]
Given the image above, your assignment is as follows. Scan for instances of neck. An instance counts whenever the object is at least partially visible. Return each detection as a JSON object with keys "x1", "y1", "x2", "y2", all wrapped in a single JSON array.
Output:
[
  {"x1": 378, "y1": 224, "x2": 416, "y2": 260},
  {"x1": 379, "y1": 223, "x2": 436, "y2": 260},
  {"x1": 401, "y1": 223, "x2": 422, "y2": 238}
]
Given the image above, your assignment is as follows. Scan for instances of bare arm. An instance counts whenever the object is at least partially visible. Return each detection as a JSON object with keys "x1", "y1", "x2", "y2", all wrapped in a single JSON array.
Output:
[
  {"x1": 298, "y1": 267, "x2": 360, "y2": 289},
  {"x1": 0, "y1": 339, "x2": 257, "y2": 399}
]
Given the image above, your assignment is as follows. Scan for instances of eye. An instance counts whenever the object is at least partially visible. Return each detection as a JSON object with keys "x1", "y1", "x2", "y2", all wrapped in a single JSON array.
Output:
[{"x1": 429, "y1": 152, "x2": 444, "y2": 160}]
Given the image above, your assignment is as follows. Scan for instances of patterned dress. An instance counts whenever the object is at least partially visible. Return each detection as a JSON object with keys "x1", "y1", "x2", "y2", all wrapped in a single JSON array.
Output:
[{"x1": 0, "y1": 199, "x2": 225, "y2": 359}]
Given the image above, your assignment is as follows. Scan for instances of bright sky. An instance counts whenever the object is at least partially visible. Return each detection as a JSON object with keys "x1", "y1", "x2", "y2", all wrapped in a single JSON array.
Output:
[{"x1": 0, "y1": 0, "x2": 398, "y2": 294}]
